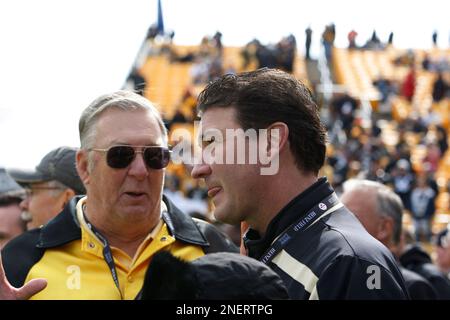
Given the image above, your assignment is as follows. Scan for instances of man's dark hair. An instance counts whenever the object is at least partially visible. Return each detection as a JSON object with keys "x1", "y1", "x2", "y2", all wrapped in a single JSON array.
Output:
[{"x1": 197, "y1": 68, "x2": 327, "y2": 173}]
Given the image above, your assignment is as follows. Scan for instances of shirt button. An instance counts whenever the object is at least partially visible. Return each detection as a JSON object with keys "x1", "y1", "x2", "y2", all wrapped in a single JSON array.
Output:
[
  {"x1": 160, "y1": 236, "x2": 167, "y2": 242},
  {"x1": 88, "y1": 242, "x2": 95, "y2": 249},
  {"x1": 127, "y1": 276, "x2": 134, "y2": 283}
]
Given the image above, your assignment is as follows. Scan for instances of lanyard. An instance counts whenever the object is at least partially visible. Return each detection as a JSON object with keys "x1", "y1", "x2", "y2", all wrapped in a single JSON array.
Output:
[
  {"x1": 83, "y1": 211, "x2": 123, "y2": 299},
  {"x1": 258, "y1": 192, "x2": 342, "y2": 265}
]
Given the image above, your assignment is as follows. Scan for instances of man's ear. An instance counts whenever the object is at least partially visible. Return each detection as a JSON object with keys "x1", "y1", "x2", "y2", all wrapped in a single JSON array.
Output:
[
  {"x1": 378, "y1": 216, "x2": 394, "y2": 245},
  {"x1": 76, "y1": 150, "x2": 90, "y2": 186},
  {"x1": 60, "y1": 188, "x2": 76, "y2": 209},
  {"x1": 265, "y1": 122, "x2": 289, "y2": 158}
]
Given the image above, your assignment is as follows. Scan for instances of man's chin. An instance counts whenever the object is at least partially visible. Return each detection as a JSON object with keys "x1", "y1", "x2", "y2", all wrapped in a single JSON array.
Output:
[
  {"x1": 118, "y1": 199, "x2": 153, "y2": 215},
  {"x1": 119, "y1": 206, "x2": 154, "y2": 221},
  {"x1": 213, "y1": 206, "x2": 236, "y2": 225}
]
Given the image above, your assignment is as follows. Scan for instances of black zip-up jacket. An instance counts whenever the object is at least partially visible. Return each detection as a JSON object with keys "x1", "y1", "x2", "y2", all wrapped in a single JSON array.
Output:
[
  {"x1": 244, "y1": 177, "x2": 409, "y2": 299},
  {"x1": 399, "y1": 266, "x2": 438, "y2": 299},
  {"x1": 2, "y1": 195, "x2": 237, "y2": 292},
  {"x1": 400, "y1": 244, "x2": 450, "y2": 299}
]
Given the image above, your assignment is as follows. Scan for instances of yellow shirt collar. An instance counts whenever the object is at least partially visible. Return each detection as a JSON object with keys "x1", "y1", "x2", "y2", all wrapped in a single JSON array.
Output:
[{"x1": 75, "y1": 196, "x2": 165, "y2": 263}]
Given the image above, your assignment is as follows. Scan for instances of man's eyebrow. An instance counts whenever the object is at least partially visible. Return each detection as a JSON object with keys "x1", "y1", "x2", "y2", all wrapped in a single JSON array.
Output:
[
  {"x1": 197, "y1": 129, "x2": 220, "y2": 144},
  {"x1": 109, "y1": 140, "x2": 160, "y2": 146},
  {"x1": 201, "y1": 128, "x2": 225, "y2": 137}
]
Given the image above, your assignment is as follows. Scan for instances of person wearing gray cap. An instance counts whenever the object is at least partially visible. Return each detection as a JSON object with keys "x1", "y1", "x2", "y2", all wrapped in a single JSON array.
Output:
[
  {"x1": 7, "y1": 146, "x2": 86, "y2": 230},
  {"x1": 0, "y1": 168, "x2": 26, "y2": 249}
]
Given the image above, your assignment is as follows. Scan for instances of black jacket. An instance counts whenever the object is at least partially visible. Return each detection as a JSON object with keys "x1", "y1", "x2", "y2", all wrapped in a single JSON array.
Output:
[
  {"x1": 400, "y1": 266, "x2": 438, "y2": 299},
  {"x1": 2, "y1": 195, "x2": 237, "y2": 289},
  {"x1": 244, "y1": 177, "x2": 409, "y2": 300},
  {"x1": 400, "y1": 244, "x2": 450, "y2": 299}
]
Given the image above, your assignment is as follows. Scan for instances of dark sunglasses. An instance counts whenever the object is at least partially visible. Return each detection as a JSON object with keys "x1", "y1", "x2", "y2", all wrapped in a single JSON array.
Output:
[{"x1": 89, "y1": 145, "x2": 171, "y2": 169}]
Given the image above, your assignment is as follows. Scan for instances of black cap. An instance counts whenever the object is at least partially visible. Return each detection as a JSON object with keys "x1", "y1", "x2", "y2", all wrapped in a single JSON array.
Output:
[
  {"x1": 140, "y1": 251, "x2": 289, "y2": 300},
  {"x1": 7, "y1": 147, "x2": 86, "y2": 195},
  {"x1": 0, "y1": 168, "x2": 25, "y2": 199}
]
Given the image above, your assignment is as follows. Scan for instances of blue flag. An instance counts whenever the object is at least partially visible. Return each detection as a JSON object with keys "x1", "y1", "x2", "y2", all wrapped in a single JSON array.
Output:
[{"x1": 157, "y1": 0, "x2": 164, "y2": 35}]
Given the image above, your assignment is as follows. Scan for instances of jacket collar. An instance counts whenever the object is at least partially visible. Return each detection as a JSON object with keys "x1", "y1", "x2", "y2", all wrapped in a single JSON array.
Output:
[
  {"x1": 244, "y1": 177, "x2": 334, "y2": 259},
  {"x1": 37, "y1": 195, "x2": 209, "y2": 249},
  {"x1": 161, "y1": 194, "x2": 209, "y2": 246},
  {"x1": 36, "y1": 196, "x2": 81, "y2": 248}
]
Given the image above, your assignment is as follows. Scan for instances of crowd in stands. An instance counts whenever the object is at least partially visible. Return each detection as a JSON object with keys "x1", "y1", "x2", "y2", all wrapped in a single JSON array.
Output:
[{"x1": 240, "y1": 35, "x2": 297, "y2": 73}]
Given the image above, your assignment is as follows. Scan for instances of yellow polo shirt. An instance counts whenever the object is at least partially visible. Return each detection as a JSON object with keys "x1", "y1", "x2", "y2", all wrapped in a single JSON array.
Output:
[{"x1": 26, "y1": 197, "x2": 205, "y2": 300}]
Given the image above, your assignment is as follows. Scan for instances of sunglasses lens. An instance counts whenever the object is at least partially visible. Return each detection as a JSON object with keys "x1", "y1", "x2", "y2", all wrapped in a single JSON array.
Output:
[
  {"x1": 144, "y1": 147, "x2": 170, "y2": 169},
  {"x1": 107, "y1": 146, "x2": 135, "y2": 168}
]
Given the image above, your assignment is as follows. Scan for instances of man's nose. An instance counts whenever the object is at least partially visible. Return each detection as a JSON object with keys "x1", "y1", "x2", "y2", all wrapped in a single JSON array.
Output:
[
  {"x1": 128, "y1": 153, "x2": 149, "y2": 179},
  {"x1": 191, "y1": 162, "x2": 212, "y2": 179},
  {"x1": 19, "y1": 197, "x2": 30, "y2": 211}
]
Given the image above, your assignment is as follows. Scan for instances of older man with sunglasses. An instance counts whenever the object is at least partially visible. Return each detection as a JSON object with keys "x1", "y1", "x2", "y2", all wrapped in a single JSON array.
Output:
[{"x1": 0, "y1": 91, "x2": 237, "y2": 300}]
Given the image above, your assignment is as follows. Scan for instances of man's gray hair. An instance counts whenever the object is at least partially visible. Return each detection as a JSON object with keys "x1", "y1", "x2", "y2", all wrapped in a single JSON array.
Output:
[
  {"x1": 79, "y1": 90, "x2": 167, "y2": 149},
  {"x1": 46, "y1": 180, "x2": 70, "y2": 197},
  {"x1": 343, "y1": 179, "x2": 404, "y2": 244}
]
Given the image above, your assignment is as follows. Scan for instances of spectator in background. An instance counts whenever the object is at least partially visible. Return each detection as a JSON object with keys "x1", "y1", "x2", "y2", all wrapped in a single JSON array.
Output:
[
  {"x1": 388, "y1": 32, "x2": 394, "y2": 46},
  {"x1": 0, "y1": 196, "x2": 25, "y2": 250},
  {"x1": 145, "y1": 24, "x2": 158, "y2": 41},
  {"x1": 400, "y1": 238, "x2": 450, "y2": 299},
  {"x1": 0, "y1": 169, "x2": 26, "y2": 250},
  {"x1": 422, "y1": 54, "x2": 431, "y2": 71},
  {"x1": 305, "y1": 26, "x2": 312, "y2": 60},
  {"x1": 435, "y1": 227, "x2": 450, "y2": 278},
  {"x1": 126, "y1": 67, "x2": 147, "y2": 96},
  {"x1": 401, "y1": 66, "x2": 416, "y2": 102},
  {"x1": 373, "y1": 76, "x2": 394, "y2": 105},
  {"x1": 167, "y1": 109, "x2": 187, "y2": 130},
  {"x1": 423, "y1": 142, "x2": 442, "y2": 174},
  {"x1": 212, "y1": 31, "x2": 223, "y2": 56},
  {"x1": 394, "y1": 50, "x2": 415, "y2": 67},
  {"x1": 341, "y1": 179, "x2": 438, "y2": 299},
  {"x1": 410, "y1": 174, "x2": 436, "y2": 242},
  {"x1": 364, "y1": 30, "x2": 383, "y2": 50},
  {"x1": 432, "y1": 30, "x2": 438, "y2": 47},
  {"x1": 348, "y1": 29, "x2": 358, "y2": 49},
  {"x1": 436, "y1": 125, "x2": 448, "y2": 155},
  {"x1": 322, "y1": 24, "x2": 335, "y2": 62},
  {"x1": 277, "y1": 35, "x2": 296, "y2": 73},
  {"x1": 330, "y1": 93, "x2": 359, "y2": 135},
  {"x1": 163, "y1": 174, "x2": 208, "y2": 217},
  {"x1": 8, "y1": 147, "x2": 86, "y2": 230},
  {"x1": 432, "y1": 72, "x2": 448, "y2": 103},
  {"x1": 392, "y1": 159, "x2": 415, "y2": 211},
  {"x1": 240, "y1": 40, "x2": 258, "y2": 70}
]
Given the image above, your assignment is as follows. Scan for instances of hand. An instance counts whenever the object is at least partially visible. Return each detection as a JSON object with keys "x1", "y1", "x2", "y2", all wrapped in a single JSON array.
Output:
[{"x1": 0, "y1": 252, "x2": 47, "y2": 300}]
